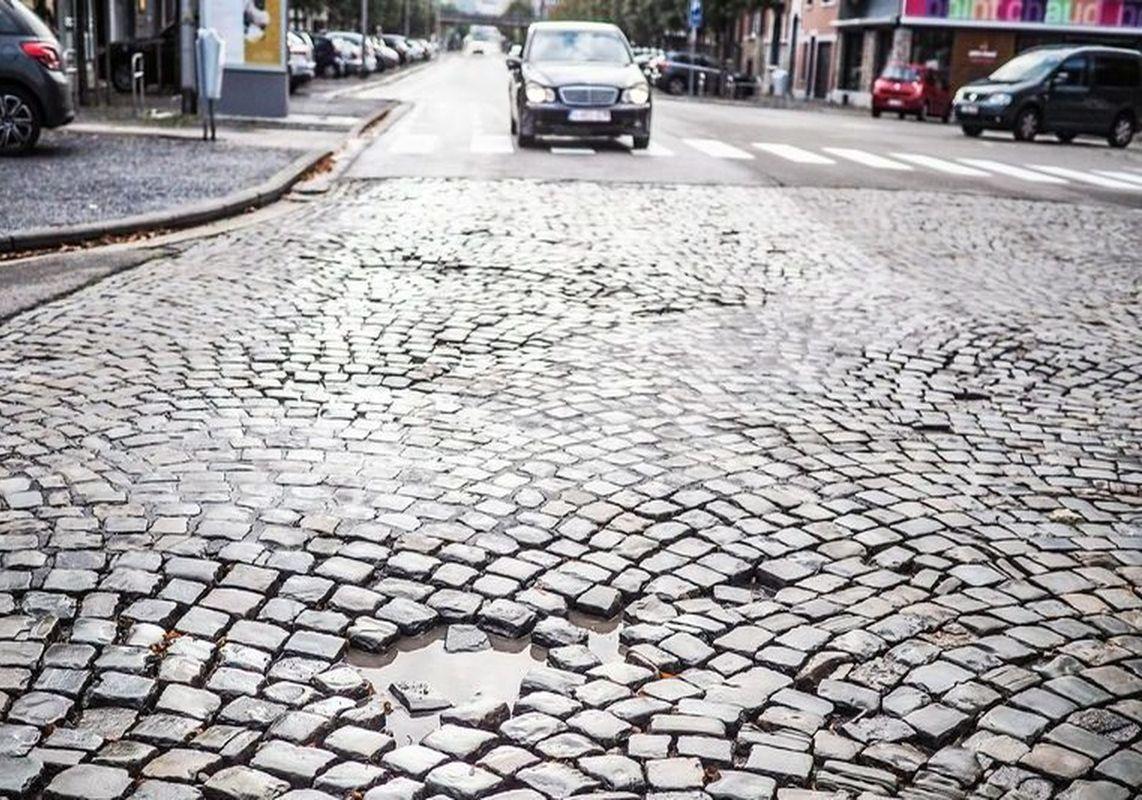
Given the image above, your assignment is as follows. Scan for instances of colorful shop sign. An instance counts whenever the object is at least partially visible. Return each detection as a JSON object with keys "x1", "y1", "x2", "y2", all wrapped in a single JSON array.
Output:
[{"x1": 903, "y1": 0, "x2": 1142, "y2": 29}]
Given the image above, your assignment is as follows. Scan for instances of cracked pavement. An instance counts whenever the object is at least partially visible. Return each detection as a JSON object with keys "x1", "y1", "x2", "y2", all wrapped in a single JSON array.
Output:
[{"x1": 1, "y1": 179, "x2": 1141, "y2": 800}]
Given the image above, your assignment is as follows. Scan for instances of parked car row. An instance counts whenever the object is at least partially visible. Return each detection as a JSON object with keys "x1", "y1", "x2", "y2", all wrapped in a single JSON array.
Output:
[
  {"x1": 290, "y1": 30, "x2": 437, "y2": 91},
  {"x1": 645, "y1": 51, "x2": 756, "y2": 99},
  {"x1": 0, "y1": 0, "x2": 73, "y2": 153}
]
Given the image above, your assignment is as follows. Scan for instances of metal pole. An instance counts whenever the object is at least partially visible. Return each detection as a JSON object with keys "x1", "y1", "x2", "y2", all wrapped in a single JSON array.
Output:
[
  {"x1": 403, "y1": 0, "x2": 409, "y2": 36},
  {"x1": 359, "y1": 0, "x2": 368, "y2": 78},
  {"x1": 687, "y1": 26, "x2": 696, "y2": 96}
]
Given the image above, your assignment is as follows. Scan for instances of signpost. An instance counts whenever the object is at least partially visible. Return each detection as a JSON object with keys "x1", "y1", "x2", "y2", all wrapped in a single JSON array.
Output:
[{"x1": 688, "y1": 0, "x2": 701, "y2": 97}]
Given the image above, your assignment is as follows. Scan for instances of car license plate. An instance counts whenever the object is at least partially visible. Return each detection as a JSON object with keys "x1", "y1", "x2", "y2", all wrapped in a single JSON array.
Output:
[
  {"x1": 959, "y1": 103, "x2": 979, "y2": 115},
  {"x1": 568, "y1": 109, "x2": 611, "y2": 123},
  {"x1": 887, "y1": 99, "x2": 903, "y2": 107}
]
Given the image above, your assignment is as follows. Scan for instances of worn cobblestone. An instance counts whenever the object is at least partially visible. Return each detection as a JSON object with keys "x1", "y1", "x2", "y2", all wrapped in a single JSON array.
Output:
[{"x1": 1, "y1": 179, "x2": 1140, "y2": 799}]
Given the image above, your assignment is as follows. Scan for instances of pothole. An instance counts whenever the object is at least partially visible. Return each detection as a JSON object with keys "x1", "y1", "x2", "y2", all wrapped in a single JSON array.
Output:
[{"x1": 347, "y1": 614, "x2": 621, "y2": 745}]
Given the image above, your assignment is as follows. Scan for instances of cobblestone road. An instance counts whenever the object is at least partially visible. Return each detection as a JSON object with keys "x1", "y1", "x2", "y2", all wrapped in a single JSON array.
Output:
[{"x1": 1, "y1": 180, "x2": 1141, "y2": 800}]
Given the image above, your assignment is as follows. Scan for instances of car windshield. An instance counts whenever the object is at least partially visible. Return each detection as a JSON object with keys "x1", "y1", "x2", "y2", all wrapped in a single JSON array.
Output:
[
  {"x1": 988, "y1": 50, "x2": 1064, "y2": 83},
  {"x1": 880, "y1": 64, "x2": 919, "y2": 82},
  {"x1": 528, "y1": 29, "x2": 630, "y2": 64}
]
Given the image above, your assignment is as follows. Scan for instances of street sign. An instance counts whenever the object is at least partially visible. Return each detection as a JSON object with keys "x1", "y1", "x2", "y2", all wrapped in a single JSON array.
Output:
[{"x1": 689, "y1": 0, "x2": 702, "y2": 30}]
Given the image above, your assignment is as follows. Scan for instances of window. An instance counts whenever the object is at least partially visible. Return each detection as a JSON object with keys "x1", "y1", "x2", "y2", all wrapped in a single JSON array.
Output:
[
  {"x1": 0, "y1": 3, "x2": 19, "y2": 34},
  {"x1": 1093, "y1": 56, "x2": 1141, "y2": 88},
  {"x1": 527, "y1": 29, "x2": 631, "y2": 64},
  {"x1": 1055, "y1": 55, "x2": 1087, "y2": 87}
]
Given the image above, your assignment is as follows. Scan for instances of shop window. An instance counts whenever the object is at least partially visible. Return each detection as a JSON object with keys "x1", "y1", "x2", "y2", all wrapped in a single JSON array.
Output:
[{"x1": 839, "y1": 30, "x2": 863, "y2": 91}]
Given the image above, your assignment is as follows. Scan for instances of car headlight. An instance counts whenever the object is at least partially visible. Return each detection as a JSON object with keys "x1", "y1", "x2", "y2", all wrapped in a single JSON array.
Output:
[
  {"x1": 624, "y1": 82, "x2": 650, "y2": 105},
  {"x1": 525, "y1": 82, "x2": 555, "y2": 104},
  {"x1": 984, "y1": 93, "x2": 1012, "y2": 107}
]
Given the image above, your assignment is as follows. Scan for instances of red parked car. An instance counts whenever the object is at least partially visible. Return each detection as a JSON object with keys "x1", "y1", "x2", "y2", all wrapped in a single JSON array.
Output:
[{"x1": 871, "y1": 63, "x2": 952, "y2": 122}]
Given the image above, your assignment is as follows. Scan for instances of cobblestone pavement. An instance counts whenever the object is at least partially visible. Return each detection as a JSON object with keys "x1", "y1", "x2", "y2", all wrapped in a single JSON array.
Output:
[{"x1": 1, "y1": 179, "x2": 1141, "y2": 800}]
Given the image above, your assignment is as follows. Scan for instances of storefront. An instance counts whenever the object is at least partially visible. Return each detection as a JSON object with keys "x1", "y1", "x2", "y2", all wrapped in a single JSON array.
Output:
[{"x1": 834, "y1": 0, "x2": 1142, "y2": 106}]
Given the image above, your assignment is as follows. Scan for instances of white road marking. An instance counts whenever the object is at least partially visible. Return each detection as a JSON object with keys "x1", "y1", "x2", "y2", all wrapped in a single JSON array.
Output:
[
  {"x1": 752, "y1": 143, "x2": 835, "y2": 164},
  {"x1": 470, "y1": 134, "x2": 514, "y2": 154},
  {"x1": 549, "y1": 147, "x2": 595, "y2": 155},
  {"x1": 1094, "y1": 170, "x2": 1142, "y2": 186},
  {"x1": 1029, "y1": 165, "x2": 1142, "y2": 190},
  {"x1": 822, "y1": 147, "x2": 913, "y2": 171},
  {"x1": 892, "y1": 153, "x2": 991, "y2": 176},
  {"x1": 957, "y1": 159, "x2": 1069, "y2": 184},
  {"x1": 631, "y1": 141, "x2": 675, "y2": 157},
  {"x1": 388, "y1": 133, "x2": 439, "y2": 154},
  {"x1": 683, "y1": 138, "x2": 754, "y2": 160}
]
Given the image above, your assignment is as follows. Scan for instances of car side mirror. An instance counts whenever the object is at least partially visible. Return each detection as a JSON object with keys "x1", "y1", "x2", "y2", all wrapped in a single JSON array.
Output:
[{"x1": 506, "y1": 55, "x2": 521, "y2": 72}]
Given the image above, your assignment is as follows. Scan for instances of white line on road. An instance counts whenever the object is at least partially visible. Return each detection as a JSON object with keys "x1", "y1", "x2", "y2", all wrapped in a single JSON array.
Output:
[
  {"x1": 1094, "y1": 170, "x2": 1142, "y2": 186},
  {"x1": 892, "y1": 153, "x2": 991, "y2": 176},
  {"x1": 822, "y1": 147, "x2": 913, "y2": 171},
  {"x1": 1029, "y1": 165, "x2": 1142, "y2": 190},
  {"x1": 957, "y1": 159, "x2": 1069, "y2": 184},
  {"x1": 683, "y1": 138, "x2": 754, "y2": 160},
  {"x1": 752, "y1": 143, "x2": 835, "y2": 164},
  {"x1": 630, "y1": 141, "x2": 675, "y2": 157},
  {"x1": 470, "y1": 134, "x2": 514, "y2": 154},
  {"x1": 388, "y1": 133, "x2": 439, "y2": 155},
  {"x1": 549, "y1": 147, "x2": 595, "y2": 155}
]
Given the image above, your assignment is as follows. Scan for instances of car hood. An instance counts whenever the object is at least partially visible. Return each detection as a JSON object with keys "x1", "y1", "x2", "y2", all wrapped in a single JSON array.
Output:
[
  {"x1": 959, "y1": 80, "x2": 1030, "y2": 95},
  {"x1": 524, "y1": 62, "x2": 644, "y2": 87}
]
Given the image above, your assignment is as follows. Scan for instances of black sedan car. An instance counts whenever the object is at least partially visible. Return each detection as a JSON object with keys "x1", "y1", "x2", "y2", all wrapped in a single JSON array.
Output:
[
  {"x1": 507, "y1": 21, "x2": 651, "y2": 149},
  {"x1": 0, "y1": 0, "x2": 72, "y2": 153}
]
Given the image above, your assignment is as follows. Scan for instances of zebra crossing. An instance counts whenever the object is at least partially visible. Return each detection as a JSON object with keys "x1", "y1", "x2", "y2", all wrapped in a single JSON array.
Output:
[{"x1": 380, "y1": 131, "x2": 1142, "y2": 194}]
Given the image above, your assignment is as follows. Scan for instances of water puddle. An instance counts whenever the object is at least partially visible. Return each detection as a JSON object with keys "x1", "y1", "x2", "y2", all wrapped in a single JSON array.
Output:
[{"x1": 348, "y1": 613, "x2": 621, "y2": 745}]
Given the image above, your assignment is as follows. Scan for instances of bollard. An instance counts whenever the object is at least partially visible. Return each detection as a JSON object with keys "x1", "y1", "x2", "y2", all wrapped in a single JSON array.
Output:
[{"x1": 130, "y1": 52, "x2": 145, "y2": 116}]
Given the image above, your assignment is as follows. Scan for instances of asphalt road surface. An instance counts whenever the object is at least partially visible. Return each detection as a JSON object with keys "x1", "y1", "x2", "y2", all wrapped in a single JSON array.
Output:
[{"x1": 350, "y1": 54, "x2": 1142, "y2": 207}]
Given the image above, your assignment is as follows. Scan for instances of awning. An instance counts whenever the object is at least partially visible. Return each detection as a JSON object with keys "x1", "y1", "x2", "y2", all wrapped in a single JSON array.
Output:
[{"x1": 832, "y1": 16, "x2": 899, "y2": 29}]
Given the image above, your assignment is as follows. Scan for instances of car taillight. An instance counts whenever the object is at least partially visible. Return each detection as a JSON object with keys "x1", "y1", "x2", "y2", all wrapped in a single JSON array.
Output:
[{"x1": 21, "y1": 40, "x2": 62, "y2": 70}]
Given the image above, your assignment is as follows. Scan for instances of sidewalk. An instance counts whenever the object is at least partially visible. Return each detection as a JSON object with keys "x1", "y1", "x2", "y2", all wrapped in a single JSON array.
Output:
[{"x1": 0, "y1": 71, "x2": 402, "y2": 256}]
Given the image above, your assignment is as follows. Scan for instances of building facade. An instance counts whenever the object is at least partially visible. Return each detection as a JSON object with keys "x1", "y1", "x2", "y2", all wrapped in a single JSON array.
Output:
[
  {"x1": 735, "y1": 0, "x2": 1141, "y2": 105},
  {"x1": 835, "y1": 0, "x2": 1142, "y2": 106}
]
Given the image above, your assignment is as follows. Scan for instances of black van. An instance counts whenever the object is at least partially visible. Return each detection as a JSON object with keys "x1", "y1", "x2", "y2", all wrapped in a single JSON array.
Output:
[{"x1": 953, "y1": 45, "x2": 1141, "y2": 148}]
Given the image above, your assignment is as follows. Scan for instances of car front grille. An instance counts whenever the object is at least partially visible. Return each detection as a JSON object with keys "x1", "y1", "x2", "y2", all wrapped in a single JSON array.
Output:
[{"x1": 559, "y1": 85, "x2": 620, "y2": 106}]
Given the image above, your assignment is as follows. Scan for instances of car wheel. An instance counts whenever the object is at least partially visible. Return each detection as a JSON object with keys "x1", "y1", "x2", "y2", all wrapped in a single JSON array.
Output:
[
  {"x1": 897, "y1": 112, "x2": 905, "y2": 119},
  {"x1": 961, "y1": 125, "x2": 983, "y2": 138},
  {"x1": 871, "y1": 107, "x2": 881, "y2": 118},
  {"x1": 0, "y1": 86, "x2": 41, "y2": 154},
  {"x1": 1055, "y1": 132, "x2": 1076, "y2": 144},
  {"x1": 1013, "y1": 106, "x2": 1040, "y2": 142},
  {"x1": 667, "y1": 76, "x2": 686, "y2": 95},
  {"x1": 1108, "y1": 112, "x2": 1134, "y2": 149},
  {"x1": 632, "y1": 134, "x2": 650, "y2": 150}
]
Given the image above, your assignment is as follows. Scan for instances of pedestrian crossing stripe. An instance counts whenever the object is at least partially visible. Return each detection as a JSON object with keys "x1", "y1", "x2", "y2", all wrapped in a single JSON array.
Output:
[
  {"x1": 823, "y1": 147, "x2": 912, "y2": 171},
  {"x1": 470, "y1": 134, "x2": 513, "y2": 154},
  {"x1": 1095, "y1": 170, "x2": 1142, "y2": 186},
  {"x1": 892, "y1": 153, "x2": 990, "y2": 177},
  {"x1": 957, "y1": 159, "x2": 1069, "y2": 184},
  {"x1": 1030, "y1": 165, "x2": 1142, "y2": 190},
  {"x1": 752, "y1": 143, "x2": 835, "y2": 164},
  {"x1": 382, "y1": 134, "x2": 1139, "y2": 193},
  {"x1": 683, "y1": 138, "x2": 754, "y2": 160}
]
